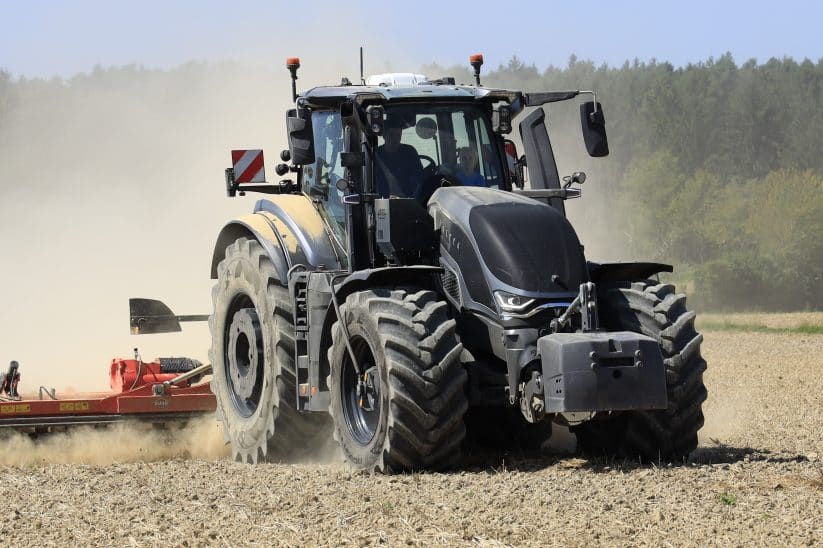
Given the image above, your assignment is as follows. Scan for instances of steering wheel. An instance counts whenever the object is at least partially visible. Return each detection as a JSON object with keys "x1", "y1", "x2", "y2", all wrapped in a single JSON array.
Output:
[
  {"x1": 435, "y1": 173, "x2": 463, "y2": 188},
  {"x1": 418, "y1": 155, "x2": 436, "y2": 168},
  {"x1": 419, "y1": 155, "x2": 437, "y2": 177},
  {"x1": 432, "y1": 163, "x2": 463, "y2": 188},
  {"x1": 416, "y1": 163, "x2": 463, "y2": 203}
]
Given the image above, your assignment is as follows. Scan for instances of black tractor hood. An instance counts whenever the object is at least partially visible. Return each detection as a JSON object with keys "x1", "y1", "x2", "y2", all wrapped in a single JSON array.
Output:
[{"x1": 429, "y1": 187, "x2": 587, "y2": 299}]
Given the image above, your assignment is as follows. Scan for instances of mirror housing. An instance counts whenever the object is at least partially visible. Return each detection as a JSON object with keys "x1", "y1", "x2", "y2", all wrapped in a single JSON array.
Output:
[
  {"x1": 287, "y1": 108, "x2": 315, "y2": 165},
  {"x1": 580, "y1": 101, "x2": 609, "y2": 157}
]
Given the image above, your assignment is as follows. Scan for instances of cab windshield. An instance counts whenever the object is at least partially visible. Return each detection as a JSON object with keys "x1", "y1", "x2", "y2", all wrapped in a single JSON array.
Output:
[
  {"x1": 302, "y1": 105, "x2": 507, "y2": 253},
  {"x1": 375, "y1": 104, "x2": 506, "y2": 201}
]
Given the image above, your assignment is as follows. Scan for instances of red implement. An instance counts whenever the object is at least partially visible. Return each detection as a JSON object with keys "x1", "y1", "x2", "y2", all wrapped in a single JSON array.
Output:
[{"x1": 0, "y1": 357, "x2": 216, "y2": 432}]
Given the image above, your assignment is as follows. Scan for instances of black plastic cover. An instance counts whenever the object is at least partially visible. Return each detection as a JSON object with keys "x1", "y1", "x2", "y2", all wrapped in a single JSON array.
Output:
[{"x1": 468, "y1": 202, "x2": 587, "y2": 292}]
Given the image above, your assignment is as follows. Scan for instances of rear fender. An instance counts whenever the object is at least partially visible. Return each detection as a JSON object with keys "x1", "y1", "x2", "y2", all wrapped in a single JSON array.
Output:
[
  {"x1": 252, "y1": 195, "x2": 342, "y2": 271},
  {"x1": 210, "y1": 214, "x2": 289, "y2": 282},
  {"x1": 211, "y1": 195, "x2": 342, "y2": 282}
]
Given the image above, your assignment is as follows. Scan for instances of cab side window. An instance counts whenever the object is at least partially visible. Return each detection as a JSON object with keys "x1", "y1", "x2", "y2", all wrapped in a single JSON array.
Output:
[{"x1": 306, "y1": 111, "x2": 347, "y2": 244}]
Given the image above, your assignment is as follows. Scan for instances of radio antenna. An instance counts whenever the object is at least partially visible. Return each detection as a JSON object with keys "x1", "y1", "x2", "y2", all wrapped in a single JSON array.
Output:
[{"x1": 360, "y1": 47, "x2": 365, "y2": 85}]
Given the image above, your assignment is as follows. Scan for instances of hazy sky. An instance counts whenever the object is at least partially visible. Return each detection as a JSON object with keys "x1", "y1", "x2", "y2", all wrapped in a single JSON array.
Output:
[{"x1": 2, "y1": 0, "x2": 822, "y2": 79}]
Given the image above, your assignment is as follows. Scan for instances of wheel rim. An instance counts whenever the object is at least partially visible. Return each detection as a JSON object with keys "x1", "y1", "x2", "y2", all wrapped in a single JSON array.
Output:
[
  {"x1": 224, "y1": 296, "x2": 264, "y2": 418},
  {"x1": 341, "y1": 337, "x2": 381, "y2": 446}
]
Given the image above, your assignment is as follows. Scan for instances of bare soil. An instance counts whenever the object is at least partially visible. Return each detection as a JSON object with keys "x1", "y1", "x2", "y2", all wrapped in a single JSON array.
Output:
[{"x1": 0, "y1": 329, "x2": 820, "y2": 546}]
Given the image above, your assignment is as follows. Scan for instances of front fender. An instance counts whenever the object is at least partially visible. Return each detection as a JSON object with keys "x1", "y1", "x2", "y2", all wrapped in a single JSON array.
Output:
[
  {"x1": 587, "y1": 261, "x2": 673, "y2": 283},
  {"x1": 334, "y1": 266, "x2": 444, "y2": 303}
]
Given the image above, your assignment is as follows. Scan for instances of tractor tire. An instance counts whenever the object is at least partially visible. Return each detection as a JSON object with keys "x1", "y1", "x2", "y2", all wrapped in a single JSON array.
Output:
[
  {"x1": 572, "y1": 280, "x2": 708, "y2": 462},
  {"x1": 327, "y1": 288, "x2": 468, "y2": 472},
  {"x1": 209, "y1": 237, "x2": 329, "y2": 463}
]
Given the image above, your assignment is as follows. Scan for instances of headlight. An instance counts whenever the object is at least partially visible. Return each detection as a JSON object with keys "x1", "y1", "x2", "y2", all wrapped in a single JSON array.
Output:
[{"x1": 494, "y1": 290, "x2": 536, "y2": 314}]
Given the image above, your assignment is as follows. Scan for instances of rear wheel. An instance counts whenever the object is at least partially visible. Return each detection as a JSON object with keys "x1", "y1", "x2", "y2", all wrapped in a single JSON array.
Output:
[
  {"x1": 209, "y1": 237, "x2": 329, "y2": 463},
  {"x1": 328, "y1": 288, "x2": 467, "y2": 472},
  {"x1": 572, "y1": 281, "x2": 708, "y2": 461}
]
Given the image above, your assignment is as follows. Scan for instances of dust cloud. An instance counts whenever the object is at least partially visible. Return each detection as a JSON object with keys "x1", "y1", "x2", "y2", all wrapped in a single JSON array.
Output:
[
  {"x1": 532, "y1": 104, "x2": 627, "y2": 263},
  {"x1": 0, "y1": 47, "x2": 397, "y2": 393},
  {"x1": 0, "y1": 417, "x2": 228, "y2": 466}
]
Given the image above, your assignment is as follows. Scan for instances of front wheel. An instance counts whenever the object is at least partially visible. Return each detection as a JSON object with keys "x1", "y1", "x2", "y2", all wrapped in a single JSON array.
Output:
[
  {"x1": 572, "y1": 281, "x2": 708, "y2": 461},
  {"x1": 328, "y1": 288, "x2": 468, "y2": 472}
]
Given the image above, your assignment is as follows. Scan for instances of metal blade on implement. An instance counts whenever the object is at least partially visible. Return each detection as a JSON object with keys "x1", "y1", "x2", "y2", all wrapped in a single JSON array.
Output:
[{"x1": 129, "y1": 298, "x2": 209, "y2": 335}]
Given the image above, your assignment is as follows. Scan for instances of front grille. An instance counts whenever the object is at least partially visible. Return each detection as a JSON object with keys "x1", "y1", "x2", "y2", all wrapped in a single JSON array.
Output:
[{"x1": 441, "y1": 268, "x2": 462, "y2": 307}]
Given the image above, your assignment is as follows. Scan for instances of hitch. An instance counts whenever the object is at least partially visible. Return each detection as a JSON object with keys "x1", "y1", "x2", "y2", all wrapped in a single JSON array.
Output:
[{"x1": 550, "y1": 282, "x2": 599, "y2": 333}]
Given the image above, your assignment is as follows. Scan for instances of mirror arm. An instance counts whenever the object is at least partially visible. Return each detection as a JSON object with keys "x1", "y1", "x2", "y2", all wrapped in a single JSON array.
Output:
[
  {"x1": 513, "y1": 188, "x2": 582, "y2": 200},
  {"x1": 579, "y1": 90, "x2": 598, "y2": 114}
]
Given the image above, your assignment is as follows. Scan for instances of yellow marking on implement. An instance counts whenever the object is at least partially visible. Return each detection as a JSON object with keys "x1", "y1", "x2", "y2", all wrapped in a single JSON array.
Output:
[
  {"x1": 59, "y1": 402, "x2": 90, "y2": 412},
  {"x1": 0, "y1": 404, "x2": 31, "y2": 414}
]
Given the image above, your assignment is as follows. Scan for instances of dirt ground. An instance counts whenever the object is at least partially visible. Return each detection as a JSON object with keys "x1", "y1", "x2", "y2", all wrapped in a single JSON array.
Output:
[{"x1": 0, "y1": 328, "x2": 820, "y2": 546}]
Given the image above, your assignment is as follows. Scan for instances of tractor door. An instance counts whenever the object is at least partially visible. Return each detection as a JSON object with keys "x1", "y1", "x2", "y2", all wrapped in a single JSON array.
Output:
[
  {"x1": 519, "y1": 109, "x2": 564, "y2": 215},
  {"x1": 303, "y1": 110, "x2": 349, "y2": 256}
]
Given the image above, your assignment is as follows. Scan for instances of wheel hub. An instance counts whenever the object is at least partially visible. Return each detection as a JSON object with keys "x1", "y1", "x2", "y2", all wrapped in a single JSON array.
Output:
[
  {"x1": 226, "y1": 307, "x2": 264, "y2": 417},
  {"x1": 341, "y1": 338, "x2": 381, "y2": 446},
  {"x1": 357, "y1": 366, "x2": 379, "y2": 412}
]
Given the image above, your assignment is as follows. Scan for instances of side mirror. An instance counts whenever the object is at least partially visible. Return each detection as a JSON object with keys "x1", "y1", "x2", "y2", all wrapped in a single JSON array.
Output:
[
  {"x1": 286, "y1": 108, "x2": 315, "y2": 165},
  {"x1": 580, "y1": 101, "x2": 609, "y2": 157}
]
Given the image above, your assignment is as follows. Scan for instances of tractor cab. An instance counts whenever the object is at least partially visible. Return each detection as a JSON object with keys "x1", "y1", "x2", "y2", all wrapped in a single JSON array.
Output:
[
  {"x1": 297, "y1": 99, "x2": 514, "y2": 260},
  {"x1": 223, "y1": 56, "x2": 609, "y2": 274}
]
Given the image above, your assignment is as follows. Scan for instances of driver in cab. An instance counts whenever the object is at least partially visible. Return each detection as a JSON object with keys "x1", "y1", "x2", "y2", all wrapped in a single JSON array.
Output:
[{"x1": 375, "y1": 115, "x2": 425, "y2": 198}]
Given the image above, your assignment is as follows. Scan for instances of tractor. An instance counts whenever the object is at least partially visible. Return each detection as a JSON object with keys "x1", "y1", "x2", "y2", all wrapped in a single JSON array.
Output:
[{"x1": 202, "y1": 54, "x2": 706, "y2": 470}]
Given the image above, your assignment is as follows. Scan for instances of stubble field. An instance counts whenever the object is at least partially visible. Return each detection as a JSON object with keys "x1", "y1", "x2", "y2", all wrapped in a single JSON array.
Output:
[{"x1": 0, "y1": 314, "x2": 820, "y2": 546}]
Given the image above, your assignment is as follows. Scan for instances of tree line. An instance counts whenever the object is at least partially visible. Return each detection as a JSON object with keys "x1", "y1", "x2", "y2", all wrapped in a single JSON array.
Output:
[
  {"x1": 427, "y1": 54, "x2": 823, "y2": 310},
  {"x1": 2, "y1": 54, "x2": 821, "y2": 310}
]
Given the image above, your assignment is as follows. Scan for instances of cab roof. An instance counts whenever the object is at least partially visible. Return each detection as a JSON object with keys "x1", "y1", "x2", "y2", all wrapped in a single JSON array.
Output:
[{"x1": 299, "y1": 84, "x2": 522, "y2": 108}]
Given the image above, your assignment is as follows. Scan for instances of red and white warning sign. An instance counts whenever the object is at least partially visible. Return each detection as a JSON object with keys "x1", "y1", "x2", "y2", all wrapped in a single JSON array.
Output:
[
  {"x1": 504, "y1": 141, "x2": 518, "y2": 178},
  {"x1": 231, "y1": 149, "x2": 265, "y2": 184}
]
